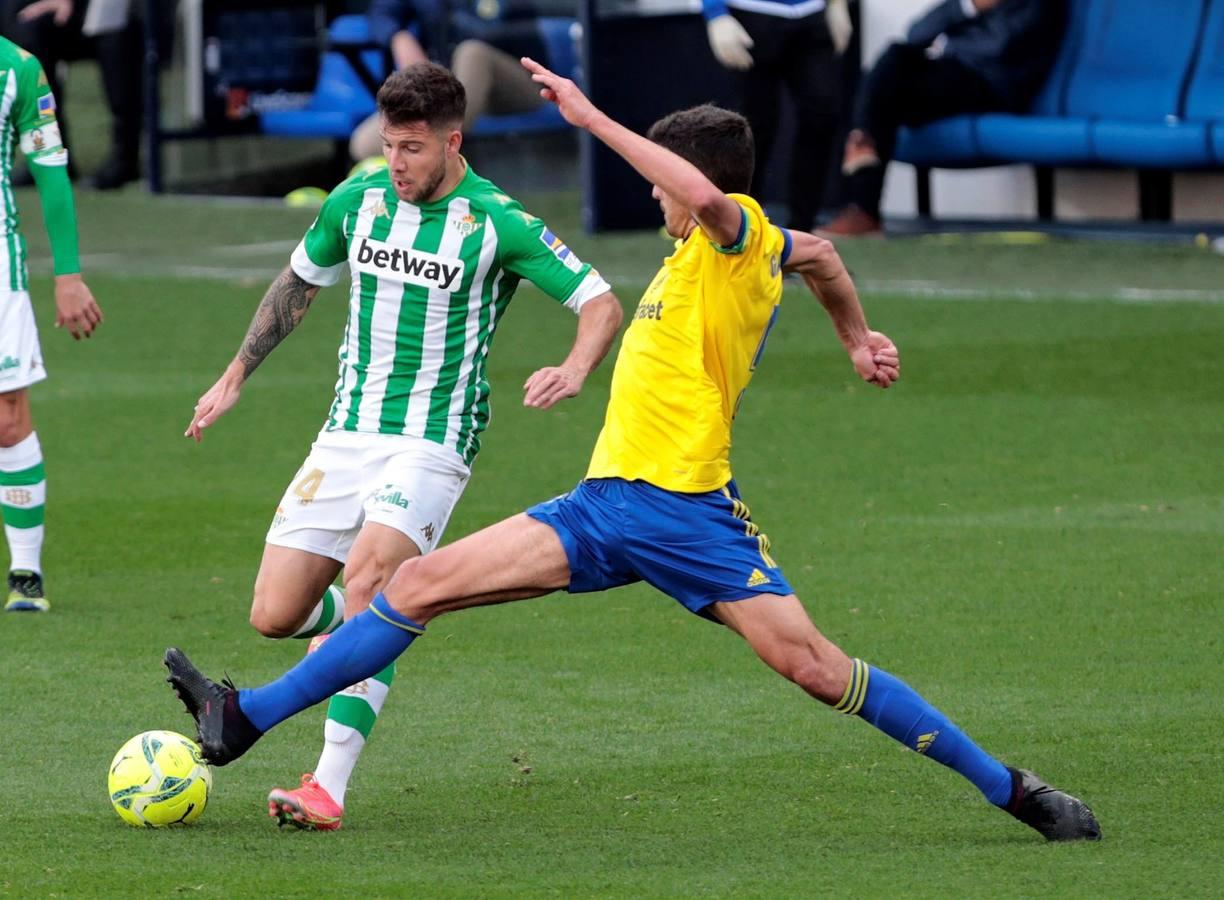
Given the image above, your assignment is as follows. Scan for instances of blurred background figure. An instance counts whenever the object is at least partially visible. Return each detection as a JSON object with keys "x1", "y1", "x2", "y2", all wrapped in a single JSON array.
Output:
[
  {"x1": 349, "y1": 0, "x2": 576, "y2": 161},
  {"x1": 822, "y1": 0, "x2": 1066, "y2": 237},
  {"x1": 347, "y1": 0, "x2": 430, "y2": 161},
  {"x1": 703, "y1": 0, "x2": 852, "y2": 230},
  {"x1": 2, "y1": 0, "x2": 143, "y2": 190}
]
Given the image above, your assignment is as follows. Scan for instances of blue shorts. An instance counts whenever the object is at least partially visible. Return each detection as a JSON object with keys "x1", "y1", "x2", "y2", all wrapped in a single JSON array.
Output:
[{"x1": 526, "y1": 478, "x2": 794, "y2": 621}]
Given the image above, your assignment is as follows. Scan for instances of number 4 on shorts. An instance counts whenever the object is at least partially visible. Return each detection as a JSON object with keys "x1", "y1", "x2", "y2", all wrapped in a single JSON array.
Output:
[{"x1": 293, "y1": 468, "x2": 324, "y2": 504}]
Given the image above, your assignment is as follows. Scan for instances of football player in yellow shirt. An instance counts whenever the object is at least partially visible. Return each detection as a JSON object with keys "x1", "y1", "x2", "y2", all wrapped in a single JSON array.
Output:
[{"x1": 165, "y1": 58, "x2": 1100, "y2": 842}]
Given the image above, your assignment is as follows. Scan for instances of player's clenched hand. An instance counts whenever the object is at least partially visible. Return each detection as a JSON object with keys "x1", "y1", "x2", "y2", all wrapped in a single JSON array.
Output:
[
  {"x1": 523, "y1": 365, "x2": 585, "y2": 409},
  {"x1": 186, "y1": 369, "x2": 243, "y2": 442},
  {"x1": 53, "y1": 274, "x2": 103, "y2": 340},
  {"x1": 521, "y1": 57, "x2": 598, "y2": 129},
  {"x1": 850, "y1": 331, "x2": 900, "y2": 388}
]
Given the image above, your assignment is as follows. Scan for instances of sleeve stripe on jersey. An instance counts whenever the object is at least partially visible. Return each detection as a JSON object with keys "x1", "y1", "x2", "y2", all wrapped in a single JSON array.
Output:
[
  {"x1": 710, "y1": 206, "x2": 749, "y2": 255},
  {"x1": 291, "y1": 239, "x2": 345, "y2": 287},
  {"x1": 562, "y1": 270, "x2": 612, "y2": 313},
  {"x1": 779, "y1": 226, "x2": 793, "y2": 266}
]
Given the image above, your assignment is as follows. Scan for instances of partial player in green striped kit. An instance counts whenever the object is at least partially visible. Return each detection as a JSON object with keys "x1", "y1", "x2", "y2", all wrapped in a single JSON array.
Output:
[
  {"x1": 0, "y1": 37, "x2": 103, "y2": 612},
  {"x1": 183, "y1": 63, "x2": 622, "y2": 830}
]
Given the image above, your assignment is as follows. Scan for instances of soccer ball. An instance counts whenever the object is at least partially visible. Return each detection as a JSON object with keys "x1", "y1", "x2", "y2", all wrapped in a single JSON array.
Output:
[{"x1": 107, "y1": 730, "x2": 212, "y2": 827}]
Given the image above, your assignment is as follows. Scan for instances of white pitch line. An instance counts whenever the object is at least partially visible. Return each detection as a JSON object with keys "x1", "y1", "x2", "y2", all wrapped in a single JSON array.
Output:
[
  {"x1": 162, "y1": 265, "x2": 280, "y2": 280},
  {"x1": 33, "y1": 254, "x2": 1224, "y2": 303},
  {"x1": 856, "y1": 280, "x2": 1224, "y2": 304},
  {"x1": 205, "y1": 240, "x2": 300, "y2": 257}
]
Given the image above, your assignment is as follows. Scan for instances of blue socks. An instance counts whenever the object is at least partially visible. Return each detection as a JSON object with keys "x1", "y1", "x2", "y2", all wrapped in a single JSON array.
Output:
[
  {"x1": 239, "y1": 594, "x2": 424, "y2": 733},
  {"x1": 234, "y1": 604, "x2": 1012, "y2": 811},
  {"x1": 836, "y1": 659, "x2": 1014, "y2": 807}
]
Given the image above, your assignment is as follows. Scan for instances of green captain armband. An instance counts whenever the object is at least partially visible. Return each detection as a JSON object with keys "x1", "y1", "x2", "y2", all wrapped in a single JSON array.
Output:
[
  {"x1": 28, "y1": 159, "x2": 81, "y2": 275},
  {"x1": 709, "y1": 206, "x2": 749, "y2": 255}
]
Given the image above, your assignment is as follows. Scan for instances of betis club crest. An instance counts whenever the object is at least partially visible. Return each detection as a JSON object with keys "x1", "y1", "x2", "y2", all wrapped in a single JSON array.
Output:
[{"x1": 454, "y1": 214, "x2": 482, "y2": 237}]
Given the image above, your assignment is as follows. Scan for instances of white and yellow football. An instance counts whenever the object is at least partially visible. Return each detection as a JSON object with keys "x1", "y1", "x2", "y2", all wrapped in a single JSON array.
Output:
[{"x1": 107, "y1": 730, "x2": 212, "y2": 827}]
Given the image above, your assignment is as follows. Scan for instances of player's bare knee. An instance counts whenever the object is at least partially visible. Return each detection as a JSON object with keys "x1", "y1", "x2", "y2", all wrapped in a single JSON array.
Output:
[
  {"x1": 384, "y1": 555, "x2": 447, "y2": 622},
  {"x1": 383, "y1": 555, "x2": 425, "y2": 611},
  {"x1": 248, "y1": 603, "x2": 298, "y2": 639},
  {"x1": 788, "y1": 657, "x2": 846, "y2": 705},
  {"x1": 0, "y1": 397, "x2": 29, "y2": 446},
  {"x1": 0, "y1": 418, "x2": 23, "y2": 447},
  {"x1": 244, "y1": 592, "x2": 299, "y2": 641}
]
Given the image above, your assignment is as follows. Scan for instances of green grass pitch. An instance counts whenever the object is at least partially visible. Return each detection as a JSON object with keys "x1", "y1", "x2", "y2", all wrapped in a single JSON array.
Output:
[{"x1": 0, "y1": 187, "x2": 1221, "y2": 897}]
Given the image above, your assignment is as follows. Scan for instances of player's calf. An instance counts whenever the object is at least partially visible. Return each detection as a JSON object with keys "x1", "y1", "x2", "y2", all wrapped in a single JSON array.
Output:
[
  {"x1": 380, "y1": 554, "x2": 452, "y2": 624},
  {"x1": 783, "y1": 654, "x2": 854, "y2": 705}
]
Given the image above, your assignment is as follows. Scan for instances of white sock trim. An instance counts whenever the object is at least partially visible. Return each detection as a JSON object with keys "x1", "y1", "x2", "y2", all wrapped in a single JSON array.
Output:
[
  {"x1": 0, "y1": 431, "x2": 41, "y2": 470},
  {"x1": 6, "y1": 524, "x2": 43, "y2": 573}
]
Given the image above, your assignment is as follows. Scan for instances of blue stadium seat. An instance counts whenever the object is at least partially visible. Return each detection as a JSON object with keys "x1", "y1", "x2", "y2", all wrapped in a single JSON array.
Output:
[
  {"x1": 1065, "y1": 0, "x2": 1203, "y2": 119},
  {"x1": 1183, "y1": 0, "x2": 1224, "y2": 162},
  {"x1": 857, "y1": 0, "x2": 1224, "y2": 219},
  {"x1": 469, "y1": 18, "x2": 577, "y2": 139},
  {"x1": 974, "y1": 0, "x2": 1094, "y2": 165},
  {"x1": 974, "y1": 113, "x2": 1091, "y2": 165},
  {"x1": 1065, "y1": 0, "x2": 1210, "y2": 167},
  {"x1": 260, "y1": 16, "x2": 386, "y2": 139},
  {"x1": 896, "y1": 0, "x2": 1093, "y2": 167},
  {"x1": 895, "y1": 116, "x2": 982, "y2": 168},
  {"x1": 900, "y1": 0, "x2": 1214, "y2": 170},
  {"x1": 1213, "y1": 123, "x2": 1224, "y2": 164}
]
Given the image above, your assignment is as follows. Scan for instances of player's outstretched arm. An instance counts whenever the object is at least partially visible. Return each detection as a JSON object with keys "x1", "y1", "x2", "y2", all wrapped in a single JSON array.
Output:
[
  {"x1": 784, "y1": 229, "x2": 900, "y2": 388},
  {"x1": 520, "y1": 57, "x2": 742, "y2": 247},
  {"x1": 185, "y1": 266, "x2": 320, "y2": 441},
  {"x1": 523, "y1": 290, "x2": 623, "y2": 409}
]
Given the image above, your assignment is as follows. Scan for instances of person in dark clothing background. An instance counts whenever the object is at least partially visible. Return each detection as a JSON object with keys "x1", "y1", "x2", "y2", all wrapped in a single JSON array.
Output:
[
  {"x1": 349, "y1": 0, "x2": 578, "y2": 160},
  {"x1": 703, "y1": 0, "x2": 852, "y2": 231},
  {"x1": 2, "y1": 0, "x2": 143, "y2": 190},
  {"x1": 822, "y1": 0, "x2": 1066, "y2": 237}
]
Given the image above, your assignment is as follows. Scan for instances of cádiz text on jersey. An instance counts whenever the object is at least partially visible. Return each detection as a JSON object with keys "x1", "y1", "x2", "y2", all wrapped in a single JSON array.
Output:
[{"x1": 352, "y1": 237, "x2": 466, "y2": 291}]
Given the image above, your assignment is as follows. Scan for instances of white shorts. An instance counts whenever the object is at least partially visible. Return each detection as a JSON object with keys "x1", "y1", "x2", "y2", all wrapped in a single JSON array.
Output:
[
  {"x1": 266, "y1": 429, "x2": 472, "y2": 562},
  {"x1": 0, "y1": 291, "x2": 46, "y2": 392}
]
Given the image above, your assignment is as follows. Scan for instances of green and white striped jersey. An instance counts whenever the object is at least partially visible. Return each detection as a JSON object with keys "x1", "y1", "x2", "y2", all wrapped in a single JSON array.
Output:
[
  {"x1": 291, "y1": 163, "x2": 610, "y2": 465},
  {"x1": 0, "y1": 38, "x2": 66, "y2": 292}
]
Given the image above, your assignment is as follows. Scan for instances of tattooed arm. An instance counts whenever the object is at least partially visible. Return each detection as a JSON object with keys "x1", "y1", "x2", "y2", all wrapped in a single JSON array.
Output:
[
  {"x1": 185, "y1": 266, "x2": 321, "y2": 442},
  {"x1": 236, "y1": 266, "x2": 320, "y2": 377}
]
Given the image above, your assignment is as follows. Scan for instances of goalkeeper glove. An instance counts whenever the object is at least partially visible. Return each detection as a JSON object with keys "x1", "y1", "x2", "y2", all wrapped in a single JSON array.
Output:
[
  {"x1": 707, "y1": 14, "x2": 754, "y2": 71},
  {"x1": 826, "y1": 0, "x2": 853, "y2": 55}
]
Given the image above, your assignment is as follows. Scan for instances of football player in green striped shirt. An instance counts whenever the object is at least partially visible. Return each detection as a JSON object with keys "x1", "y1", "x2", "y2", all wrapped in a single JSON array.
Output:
[
  {"x1": 184, "y1": 62, "x2": 622, "y2": 830},
  {"x1": 0, "y1": 37, "x2": 104, "y2": 613}
]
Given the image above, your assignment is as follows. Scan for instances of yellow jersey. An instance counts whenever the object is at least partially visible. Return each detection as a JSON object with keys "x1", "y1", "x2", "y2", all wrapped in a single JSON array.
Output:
[{"x1": 586, "y1": 194, "x2": 789, "y2": 492}]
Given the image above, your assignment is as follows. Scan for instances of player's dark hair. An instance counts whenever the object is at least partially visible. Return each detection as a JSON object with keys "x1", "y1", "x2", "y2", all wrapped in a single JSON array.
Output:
[
  {"x1": 646, "y1": 104, "x2": 754, "y2": 195},
  {"x1": 377, "y1": 62, "x2": 466, "y2": 131}
]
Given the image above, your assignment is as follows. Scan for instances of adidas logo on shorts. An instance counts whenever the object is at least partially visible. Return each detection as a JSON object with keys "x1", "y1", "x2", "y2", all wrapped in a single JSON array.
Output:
[{"x1": 746, "y1": 568, "x2": 770, "y2": 587}]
